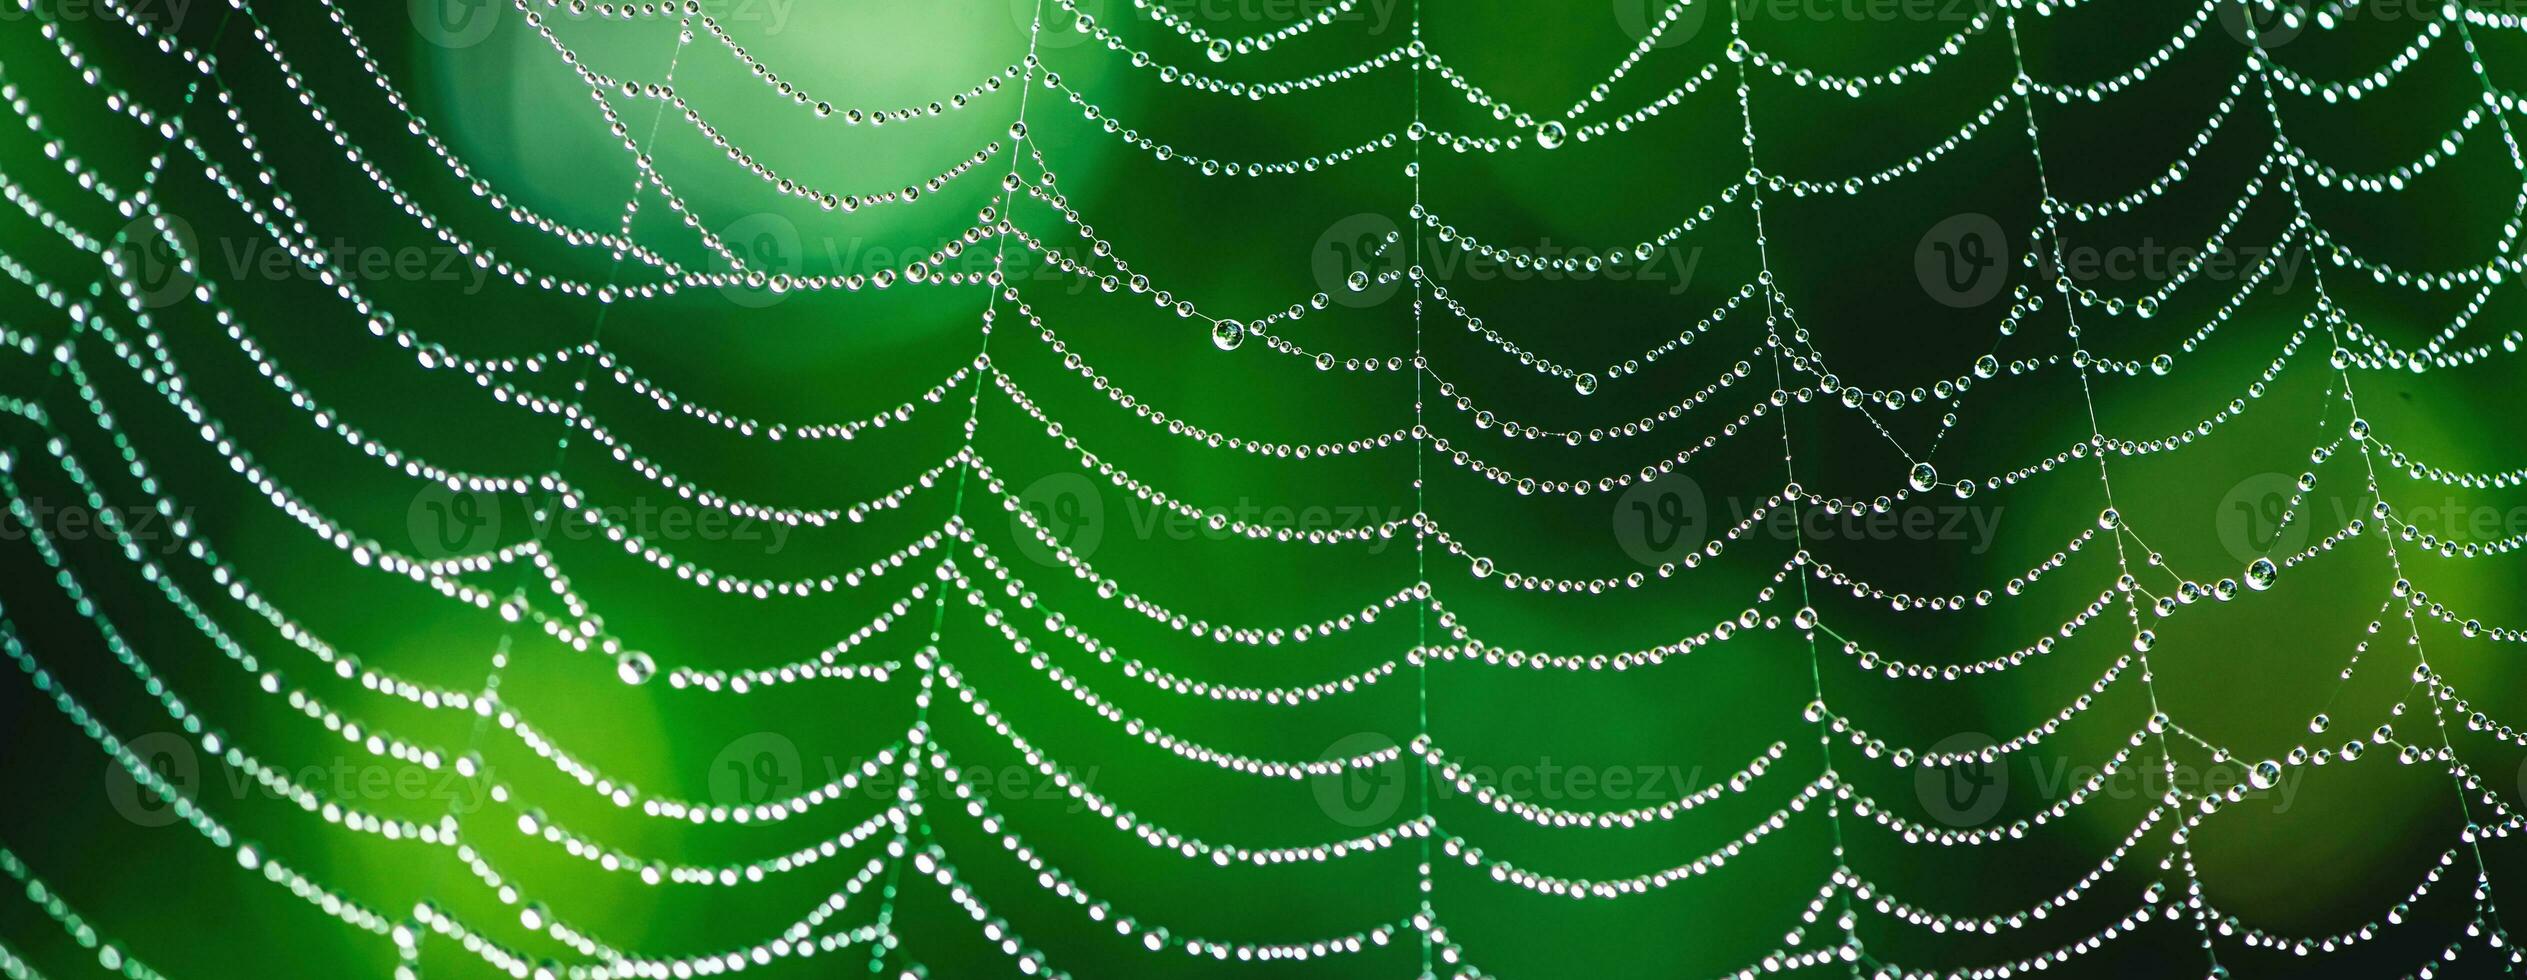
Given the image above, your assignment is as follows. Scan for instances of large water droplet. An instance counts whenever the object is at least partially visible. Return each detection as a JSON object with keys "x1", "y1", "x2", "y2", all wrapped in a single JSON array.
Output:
[{"x1": 1907, "y1": 462, "x2": 1939, "y2": 493}]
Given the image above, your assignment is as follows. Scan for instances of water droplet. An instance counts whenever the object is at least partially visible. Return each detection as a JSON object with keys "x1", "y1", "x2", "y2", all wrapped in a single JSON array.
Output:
[
  {"x1": 616, "y1": 650, "x2": 656, "y2": 685},
  {"x1": 1470, "y1": 557, "x2": 1494, "y2": 578},
  {"x1": 1211, "y1": 320, "x2": 1245, "y2": 351},
  {"x1": 1573, "y1": 372, "x2": 1598, "y2": 396},
  {"x1": 2244, "y1": 557, "x2": 2278, "y2": 591},
  {"x1": 2248, "y1": 760, "x2": 2282, "y2": 791},
  {"x1": 1535, "y1": 121, "x2": 1567, "y2": 149},
  {"x1": 1907, "y1": 462, "x2": 1939, "y2": 493}
]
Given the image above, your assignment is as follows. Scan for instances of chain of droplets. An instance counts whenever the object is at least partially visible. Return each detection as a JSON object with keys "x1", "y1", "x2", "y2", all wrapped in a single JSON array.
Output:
[
  {"x1": 986, "y1": 381, "x2": 1413, "y2": 543},
  {"x1": 51, "y1": 308, "x2": 961, "y2": 603},
  {"x1": 2019, "y1": 0, "x2": 2221, "y2": 103},
  {"x1": 29, "y1": 0, "x2": 2527, "y2": 964},
  {"x1": 9, "y1": 217, "x2": 2365, "y2": 687},
  {"x1": 7, "y1": 281, "x2": 941, "y2": 701},
  {"x1": 924, "y1": 705, "x2": 1434, "y2": 867},
  {"x1": 0, "y1": 462, "x2": 901, "y2": 980},
  {"x1": 1007, "y1": 293, "x2": 1418, "y2": 457},
  {"x1": 2262, "y1": 4, "x2": 2449, "y2": 101},
  {"x1": 684, "y1": 9, "x2": 1020, "y2": 124},
  {"x1": 1409, "y1": 174, "x2": 1740, "y2": 280},
  {"x1": 1743, "y1": 9, "x2": 1996, "y2": 96},
  {"x1": 920, "y1": 749, "x2": 1418, "y2": 962},
  {"x1": 53, "y1": 199, "x2": 969, "y2": 531},
  {"x1": 1435, "y1": 777, "x2": 1825, "y2": 900},
  {"x1": 0, "y1": 376, "x2": 2486, "y2": 964},
  {"x1": 2307, "y1": 19, "x2": 2527, "y2": 372},
  {"x1": 1419, "y1": 276, "x2": 1757, "y2": 391},
  {"x1": 1049, "y1": 0, "x2": 1373, "y2": 63},
  {"x1": 254, "y1": 0, "x2": 678, "y2": 273},
  {"x1": 971, "y1": 467, "x2": 1428, "y2": 646},
  {"x1": 0, "y1": 471, "x2": 468, "y2": 844},
  {"x1": 514, "y1": 5, "x2": 1012, "y2": 218},
  {"x1": 0, "y1": 847, "x2": 166, "y2": 980},
  {"x1": 1847, "y1": 806, "x2": 2175, "y2": 934},
  {"x1": 0, "y1": 433, "x2": 917, "y2": 830},
  {"x1": 1407, "y1": 530, "x2": 2107, "y2": 674},
  {"x1": 0, "y1": 612, "x2": 410, "y2": 942},
  {"x1": 1422, "y1": 338, "x2": 1766, "y2": 449},
  {"x1": 70, "y1": 4, "x2": 983, "y2": 299},
  {"x1": 3, "y1": 372, "x2": 947, "y2": 828},
  {"x1": 941, "y1": 568, "x2": 1399, "y2": 776},
  {"x1": 0, "y1": 84, "x2": 978, "y2": 538},
  {"x1": 15, "y1": 521, "x2": 922, "y2": 980},
  {"x1": 1805, "y1": 646, "x2": 2136, "y2": 770},
  {"x1": 1417, "y1": 737, "x2": 1789, "y2": 829},
  {"x1": 507, "y1": 796, "x2": 903, "y2": 888},
  {"x1": 961, "y1": 544, "x2": 1405, "y2": 703}
]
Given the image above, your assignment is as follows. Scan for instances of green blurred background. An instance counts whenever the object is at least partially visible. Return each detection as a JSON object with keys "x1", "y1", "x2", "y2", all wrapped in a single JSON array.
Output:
[{"x1": 5, "y1": 0, "x2": 2527, "y2": 976}]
